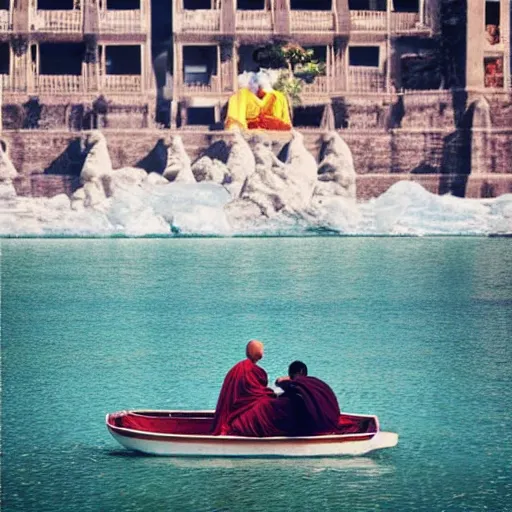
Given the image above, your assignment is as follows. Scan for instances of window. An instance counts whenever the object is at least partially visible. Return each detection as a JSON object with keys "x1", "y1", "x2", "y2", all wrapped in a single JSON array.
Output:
[
  {"x1": 392, "y1": 0, "x2": 419, "y2": 13},
  {"x1": 0, "y1": 0, "x2": 10, "y2": 10},
  {"x1": 484, "y1": 56, "x2": 504, "y2": 88},
  {"x1": 105, "y1": 46, "x2": 141, "y2": 75},
  {"x1": 0, "y1": 43, "x2": 9, "y2": 74},
  {"x1": 292, "y1": 106, "x2": 323, "y2": 127},
  {"x1": 183, "y1": 0, "x2": 211, "y2": 8},
  {"x1": 183, "y1": 46, "x2": 217, "y2": 82},
  {"x1": 400, "y1": 54, "x2": 442, "y2": 90},
  {"x1": 106, "y1": 0, "x2": 140, "y2": 9},
  {"x1": 37, "y1": 0, "x2": 74, "y2": 9},
  {"x1": 348, "y1": 0, "x2": 386, "y2": 11},
  {"x1": 290, "y1": 0, "x2": 331, "y2": 10},
  {"x1": 239, "y1": 45, "x2": 261, "y2": 73},
  {"x1": 237, "y1": 0, "x2": 265, "y2": 9},
  {"x1": 485, "y1": 1, "x2": 500, "y2": 45},
  {"x1": 187, "y1": 107, "x2": 215, "y2": 125},
  {"x1": 184, "y1": 64, "x2": 209, "y2": 84},
  {"x1": 349, "y1": 46, "x2": 379, "y2": 67},
  {"x1": 39, "y1": 44, "x2": 84, "y2": 75}
]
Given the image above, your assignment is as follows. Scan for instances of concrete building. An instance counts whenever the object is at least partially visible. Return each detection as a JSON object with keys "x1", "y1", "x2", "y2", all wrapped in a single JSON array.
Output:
[
  {"x1": 0, "y1": 0, "x2": 155, "y2": 130},
  {"x1": 171, "y1": 0, "x2": 443, "y2": 128},
  {"x1": 0, "y1": 0, "x2": 510, "y2": 199}
]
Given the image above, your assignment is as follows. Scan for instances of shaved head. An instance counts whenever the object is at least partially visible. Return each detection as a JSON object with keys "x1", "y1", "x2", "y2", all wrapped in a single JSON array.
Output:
[{"x1": 246, "y1": 340, "x2": 264, "y2": 363}]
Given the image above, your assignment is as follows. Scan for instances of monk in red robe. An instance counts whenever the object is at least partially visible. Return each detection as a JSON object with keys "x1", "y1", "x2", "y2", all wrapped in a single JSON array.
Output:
[
  {"x1": 211, "y1": 340, "x2": 296, "y2": 437},
  {"x1": 276, "y1": 361, "x2": 341, "y2": 436}
]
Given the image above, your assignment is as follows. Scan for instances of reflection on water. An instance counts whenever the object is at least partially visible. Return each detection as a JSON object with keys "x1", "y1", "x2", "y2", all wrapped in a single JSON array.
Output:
[{"x1": 160, "y1": 455, "x2": 393, "y2": 474}]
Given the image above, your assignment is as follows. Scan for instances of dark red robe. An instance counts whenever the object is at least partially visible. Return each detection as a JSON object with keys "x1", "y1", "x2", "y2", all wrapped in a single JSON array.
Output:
[
  {"x1": 278, "y1": 375, "x2": 341, "y2": 435},
  {"x1": 211, "y1": 359, "x2": 295, "y2": 437}
]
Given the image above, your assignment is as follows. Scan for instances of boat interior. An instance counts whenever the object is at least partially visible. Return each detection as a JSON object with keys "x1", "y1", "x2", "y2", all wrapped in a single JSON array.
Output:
[{"x1": 107, "y1": 410, "x2": 378, "y2": 437}]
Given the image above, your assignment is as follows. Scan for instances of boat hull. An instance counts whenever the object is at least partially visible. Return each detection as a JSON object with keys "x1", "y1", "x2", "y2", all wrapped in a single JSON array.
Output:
[
  {"x1": 108, "y1": 428, "x2": 398, "y2": 457},
  {"x1": 106, "y1": 410, "x2": 398, "y2": 457}
]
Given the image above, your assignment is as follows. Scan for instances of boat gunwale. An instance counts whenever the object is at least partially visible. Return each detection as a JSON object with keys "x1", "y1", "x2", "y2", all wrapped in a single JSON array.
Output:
[{"x1": 105, "y1": 410, "x2": 380, "y2": 443}]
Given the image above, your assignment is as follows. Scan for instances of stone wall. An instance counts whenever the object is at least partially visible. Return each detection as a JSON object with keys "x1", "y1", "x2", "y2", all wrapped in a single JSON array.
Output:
[{"x1": 2, "y1": 127, "x2": 511, "y2": 199}]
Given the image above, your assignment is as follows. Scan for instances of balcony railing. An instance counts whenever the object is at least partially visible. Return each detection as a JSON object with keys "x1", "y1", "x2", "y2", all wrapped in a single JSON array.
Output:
[
  {"x1": 290, "y1": 11, "x2": 334, "y2": 32},
  {"x1": 391, "y1": 12, "x2": 420, "y2": 31},
  {"x1": 175, "y1": 10, "x2": 220, "y2": 32},
  {"x1": 0, "y1": 9, "x2": 10, "y2": 32},
  {"x1": 181, "y1": 75, "x2": 220, "y2": 94},
  {"x1": 32, "y1": 9, "x2": 82, "y2": 33},
  {"x1": 1, "y1": 74, "x2": 12, "y2": 91},
  {"x1": 348, "y1": 68, "x2": 386, "y2": 92},
  {"x1": 350, "y1": 10, "x2": 423, "y2": 32},
  {"x1": 101, "y1": 74, "x2": 143, "y2": 93},
  {"x1": 35, "y1": 74, "x2": 84, "y2": 93},
  {"x1": 301, "y1": 76, "x2": 329, "y2": 95},
  {"x1": 236, "y1": 11, "x2": 272, "y2": 32},
  {"x1": 350, "y1": 10, "x2": 386, "y2": 31},
  {"x1": 99, "y1": 10, "x2": 146, "y2": 33}
]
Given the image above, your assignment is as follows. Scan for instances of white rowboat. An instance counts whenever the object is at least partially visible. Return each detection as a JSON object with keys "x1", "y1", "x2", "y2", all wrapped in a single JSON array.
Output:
[{"x1": 106, "y1": 410, "x2": 398, "y2": 457}]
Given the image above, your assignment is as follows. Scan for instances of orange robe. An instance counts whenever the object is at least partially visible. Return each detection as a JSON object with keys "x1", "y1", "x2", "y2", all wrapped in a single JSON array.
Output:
[{"x1": 248, "y1": 89, "x2": 292, "y2": 131}]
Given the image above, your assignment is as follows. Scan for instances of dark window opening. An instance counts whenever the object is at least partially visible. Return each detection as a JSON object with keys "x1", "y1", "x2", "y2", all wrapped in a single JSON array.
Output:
[
  {"x1": 485, "y1": 1, "x2": 500, "y2": 45},
  {"x1": 239, "y1": 45, "x2": 260, "y2": 73},
  {"x1": 349, "y1": 46, "x2": 379, "y2": 67},
  {"x1": 37, "y1": 0, "x2": 74, "y2": 9},
  {"x1": 305, "y1": 46, "x2": 327, "y2": 66},
  {"x1": 183, "y1": 0, "x2": 211, "y2": 8},
  {"x1": 348, "y1": 0, "x2": 386, "y2": 10},
  {"x1": 106, "y1": 0, "x2": 140, "y2": 9},
  {"x1": 0, "y1": 43, "x2": 9, "y2": 74},
  {"x1": 290, "y1": 0, "x2": 331, "y2": 10},
  {"x1": 39, "y1": 44, "x2": 84, "y2": 74},
  {"x1": 237, "y1": 0, "x2": 265, "y2": 9},
  {"x1": 187, "y1": 107, "x2": 215, "y2": 125},
  {"x1": 392, "y1": 0, "x2": 419, "y2": 12},
  {"x1": 183, "y1": 46, "x2": 217, "y2": 83},
  {"x1": 484, "y1": 57, "x2": 504, "y2": 88},
  {"x1": 0, "y1": 0, "x2": 10, "y2": 10},
  {"x1": 106, "y1": 46, "x2": 141, "y2": 74},
  {"x1": 292, "y1": 106, "x2": 323, "y2": 127},
  {"x1": 485, "y1": 1, "x2": 500, "y2": 25},
  {"x1": 400, "y1": 55, "x2": 442, "y2": 90}
]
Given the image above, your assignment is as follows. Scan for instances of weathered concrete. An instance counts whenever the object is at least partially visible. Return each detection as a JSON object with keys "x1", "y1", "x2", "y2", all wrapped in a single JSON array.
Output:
[{"x1": 2, "y1": 125, "x2": 511, "y2": 200}]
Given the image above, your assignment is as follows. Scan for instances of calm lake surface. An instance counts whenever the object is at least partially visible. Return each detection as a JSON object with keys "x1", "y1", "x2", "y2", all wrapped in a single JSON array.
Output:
[{"x1": 2, "y1": 237, "x2": 511, "y2": 512}]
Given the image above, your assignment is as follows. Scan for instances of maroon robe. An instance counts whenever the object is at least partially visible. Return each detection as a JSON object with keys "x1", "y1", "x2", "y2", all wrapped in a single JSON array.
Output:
[
  {"x1": 211, "y1": 359, "x2": 295, "y2": 437},
  {"x1": 278, "y1": 375, "x2": 341, "y2": 435}
]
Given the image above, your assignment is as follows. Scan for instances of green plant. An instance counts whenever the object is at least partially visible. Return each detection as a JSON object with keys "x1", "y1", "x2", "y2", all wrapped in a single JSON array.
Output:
[
  {"x1": 281, "y1": 44, "x2": 315, "y2": 72},
  {"x1": 274, "y1": 70, "x2": 303, "y2": 107},
  {"x1": 253, "y1": 43, "x2": 326, "y2": 105}
]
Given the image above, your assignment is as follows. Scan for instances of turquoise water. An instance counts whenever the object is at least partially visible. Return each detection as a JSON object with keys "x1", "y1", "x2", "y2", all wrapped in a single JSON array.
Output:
[{"x1": 1, "y1": 238, "x2": 511, "y2": 512}]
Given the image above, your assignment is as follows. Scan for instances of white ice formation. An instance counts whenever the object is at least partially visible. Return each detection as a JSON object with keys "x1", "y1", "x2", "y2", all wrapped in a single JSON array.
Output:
[
  {"x1": 1, "y1": 130, "x2": 511, "y2": 237},
  {"x1": 162, "y1": 135, "x2": 195, "y2": 183},
  {"x1": 0, "y1": 143, "x2": 18, "y2": 203}
]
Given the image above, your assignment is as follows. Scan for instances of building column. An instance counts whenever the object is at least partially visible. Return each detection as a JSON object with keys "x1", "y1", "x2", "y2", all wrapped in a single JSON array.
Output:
[
  {"x1": 466, "y1": 0, "x2": 485, "y2": 89},
  {"x1": 171, "y1": 41, "x2": 183, "y2": 129},
  {"x1": 220, "y1": 40, "x2": 236, "y2": 93},
  {"x1": 501, "y1": 0, "x2": 511, "y2": 89}
]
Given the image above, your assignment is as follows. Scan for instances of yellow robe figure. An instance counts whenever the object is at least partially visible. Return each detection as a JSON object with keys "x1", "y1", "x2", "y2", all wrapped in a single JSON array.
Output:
[
  {"x1": 224, "y1": 88, "x2": 262, "y2": 130},
  {"x1": 248, "y1": 89, "x2": 292, "y2": 131},
  {"x1": 261, "y1": 90, "x2": 292, "y2": 129}
]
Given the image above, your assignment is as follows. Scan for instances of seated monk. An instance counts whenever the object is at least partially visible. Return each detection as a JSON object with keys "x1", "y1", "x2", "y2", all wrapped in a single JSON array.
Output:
[
  {"x1": 211, "y1": 340, "x2": 296, "y2": 437},
  {"x1": 247, "y1": 73, "x2": 292, "y2": 132},
  {"x1": 224, "y1": 74, "x2": 262, "y2": 131},
  {"x1": 276, "y1": 360, "x2": 341, "y2": 436}
]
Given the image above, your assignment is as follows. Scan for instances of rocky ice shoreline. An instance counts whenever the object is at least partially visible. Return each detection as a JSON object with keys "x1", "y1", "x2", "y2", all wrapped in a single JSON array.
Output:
[{"x1": 0, "y1": 130, "x2": 511, "y2": 237}]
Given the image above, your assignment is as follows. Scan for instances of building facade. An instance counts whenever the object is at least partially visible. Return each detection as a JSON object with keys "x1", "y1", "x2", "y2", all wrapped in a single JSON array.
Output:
[
  {"x1": 171, "y1": 0, "x2": 444, "y2": 128},
  {"x1": 0, "y1": 0, "x2": 155, "y2": 130}
]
